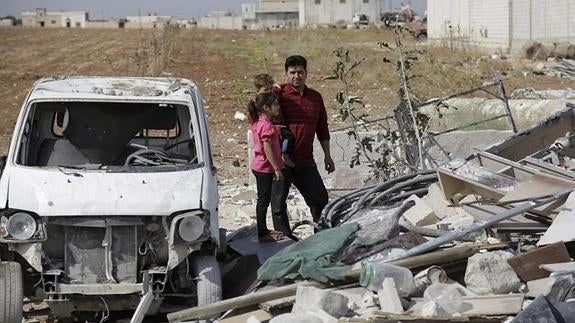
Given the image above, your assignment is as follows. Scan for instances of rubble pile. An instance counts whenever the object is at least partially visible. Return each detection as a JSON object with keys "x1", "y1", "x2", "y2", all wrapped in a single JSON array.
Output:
[{"x1": 166, "y1": 104, "x2": 575, "y2": 322}]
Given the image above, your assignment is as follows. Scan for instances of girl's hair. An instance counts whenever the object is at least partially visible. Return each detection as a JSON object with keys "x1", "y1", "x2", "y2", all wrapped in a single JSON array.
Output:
[{"x1": 247, "y1": 91, "x2": 277, "y2": 123}]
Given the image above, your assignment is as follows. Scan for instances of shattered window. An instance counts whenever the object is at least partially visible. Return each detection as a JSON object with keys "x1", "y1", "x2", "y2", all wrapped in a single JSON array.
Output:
[{"x1": 21, "y1": 102, "x2": 199, "y2": 170}]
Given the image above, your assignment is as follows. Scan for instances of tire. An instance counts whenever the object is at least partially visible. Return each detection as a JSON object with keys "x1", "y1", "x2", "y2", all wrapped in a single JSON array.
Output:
[
  {"x1": 0, "y1": 262, "x2": 23, "y2": 323},
  {"x1": 191, "y1": 255, "x2": 222, "y2": 306},
  {"x1": 417, "y1": 33, "x2": 427, "y2": 41}
]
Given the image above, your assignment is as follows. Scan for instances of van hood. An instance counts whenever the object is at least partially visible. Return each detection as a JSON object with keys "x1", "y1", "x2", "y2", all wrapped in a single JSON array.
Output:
[{"x1": 5, "y1": 167, "x2": 203, "y2": 216}]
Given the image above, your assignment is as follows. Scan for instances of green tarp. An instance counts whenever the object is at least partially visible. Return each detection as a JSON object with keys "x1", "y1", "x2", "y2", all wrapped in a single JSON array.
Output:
[{"x1": 257, "y1": 223, "x2": 360, "y2": 283}]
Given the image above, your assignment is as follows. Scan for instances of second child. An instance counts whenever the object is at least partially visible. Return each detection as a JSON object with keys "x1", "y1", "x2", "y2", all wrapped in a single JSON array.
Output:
[{"x1": 248, "y1": 92, "x2": 296, "y2": 242}]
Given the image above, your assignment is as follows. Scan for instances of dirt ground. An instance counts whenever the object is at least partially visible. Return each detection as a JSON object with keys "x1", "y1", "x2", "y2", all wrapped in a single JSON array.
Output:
[
  {"x1": 0, "y1": 26, "x2": 573, "y2": 186},
  {"x1": 0, "y1": 25, "x2": 574, "y2": 323}
]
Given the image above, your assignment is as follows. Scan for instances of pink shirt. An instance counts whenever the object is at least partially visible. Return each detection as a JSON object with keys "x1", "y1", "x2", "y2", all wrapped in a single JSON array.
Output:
[{"x1": 251, "y1": 115, "x2": 284, "y2": 173}]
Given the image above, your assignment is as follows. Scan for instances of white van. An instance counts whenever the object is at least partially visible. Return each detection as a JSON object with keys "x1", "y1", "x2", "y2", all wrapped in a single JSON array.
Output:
[{"x1": 0, "y1": 76, "x2": 221, "y2": 322}]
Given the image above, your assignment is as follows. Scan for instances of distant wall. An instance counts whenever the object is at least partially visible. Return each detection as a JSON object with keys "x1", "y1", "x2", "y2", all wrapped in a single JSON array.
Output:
[
  {"x1": 198, "y1": 16, "x2": 244, "y2": 30},
  {"x1": 299, "y1": 0, "x2": 380, "y2": 26},
  {"x1": 428, "y1": 0, "x2": 575, "y2": 53},
  {"x1": 85, "y1": 21, "x2": 120, "y2": 29}
]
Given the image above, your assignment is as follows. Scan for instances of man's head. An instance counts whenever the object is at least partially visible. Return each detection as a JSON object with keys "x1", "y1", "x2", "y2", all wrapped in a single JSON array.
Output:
[
  {"x1": 253, "y1": 73, "x2": 275, "y2": 93},
  {"x1": 284, "y1": 55, "x2": 307, "y2": 90}
]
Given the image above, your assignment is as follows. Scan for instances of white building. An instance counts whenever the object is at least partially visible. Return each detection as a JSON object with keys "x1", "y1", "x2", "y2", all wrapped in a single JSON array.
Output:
[
  {"x1": 256, "y1": 0, "x2": 299, "y2": 28},
  {"x1": 198, "y1": 11, "x2": 244, "y2": 30},
  {"x1": 298, "y1": 0, "x2": 380, "y2": 26},
  {"x1": 125, "y1": 14, "x2": 174, "y2": 28},
  {"x1": 0, "y1": 18, "x2": 15, "y2": 26},
  {"x1": 22, "y1": 8, "x2": 88, "y2": 28},
  {"x1": 428, "y1": 0, "x2": 575, "y2": 53}
]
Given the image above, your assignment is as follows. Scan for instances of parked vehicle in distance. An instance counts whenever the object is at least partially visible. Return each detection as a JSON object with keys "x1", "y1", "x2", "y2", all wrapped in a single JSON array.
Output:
[
  {"x1": 381, "y1": 11, "x2": 406, "y2": 27},
  {"x1": 0, "y1": 76, "x2": 222, "y2": 322},
  {"x1": 413, "y1": 25, "x2": 428, "y2": 41},
  {"x1": 352, "y1": 14, "x2": 369, "y2": 25}
]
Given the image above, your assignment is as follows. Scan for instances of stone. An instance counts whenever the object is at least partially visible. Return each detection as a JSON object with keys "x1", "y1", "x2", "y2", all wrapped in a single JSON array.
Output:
[
  {"x1": 435, "y1": 213, "x2": 475, "y2": 230},
  {"x1": 423, "y1": 183, "x2": 472, "y2": 220},
  {"x1": 421, "y1": 301, "x2": 448, "y2": 317},
  {"x1": 377, "y1": 278, "x2": 404, "y2": 314},
  {"x1": 402, "y1": 195, "x2": 438, "y2": 226},
  {"x1": 270, "y1": 313, "x2": 323, "y2": 323},
  {"x1": 292, "y1": 286, "x2": 351, "y2": 318},
  {"x1": 464, "y1": 251, "x2": 522, "y2": 295},
  {"x1": 332, "y1": 287, "x2": 370, "y2": 311}
]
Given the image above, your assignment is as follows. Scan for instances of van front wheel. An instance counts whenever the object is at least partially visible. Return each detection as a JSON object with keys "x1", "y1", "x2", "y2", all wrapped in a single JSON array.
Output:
[
  {"x1": 191, "y1": 255, "x2": 222, "y2": 306},
  {"x1": 0, "y1": 261, "x2": 23, "y2": 323}
]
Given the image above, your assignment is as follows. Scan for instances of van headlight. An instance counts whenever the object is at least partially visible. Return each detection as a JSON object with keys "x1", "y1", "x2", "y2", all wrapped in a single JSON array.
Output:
[
  {"x1": 6, "y1": 212, "x2": 37, "y2": 240},
  {"x1": 170, "y1": 211, "x2": 209, "y2": 244},
  {"x1": 178, "y1": 214, "x2": 204, "y2": 242}
]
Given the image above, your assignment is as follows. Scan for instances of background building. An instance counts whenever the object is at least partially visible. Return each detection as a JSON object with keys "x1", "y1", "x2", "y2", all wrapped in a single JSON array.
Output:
[
  {"x1": 428, "y1": 0, "x2": 575, "y2": 53},
  {"x1": 298, "y1": 0, "x2": 381, "y2": 26},
  {"x1": 0, "y1": 17, "x2": 15, "y2": 26},
  {"x1": 22, "y1": 8, "x2": 88, "y2": 28},
  {"x1": 255, "y1": 0, "x2": 299, "y2": 28},
  {"x1": 198, "y1": 11, "x2": 244, "y2": 30}
]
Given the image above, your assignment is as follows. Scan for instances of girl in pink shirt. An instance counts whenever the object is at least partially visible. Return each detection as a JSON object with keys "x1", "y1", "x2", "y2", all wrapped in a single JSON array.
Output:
[{"x1": 248, "y1": 92, "x2": 295, "y2": 242}]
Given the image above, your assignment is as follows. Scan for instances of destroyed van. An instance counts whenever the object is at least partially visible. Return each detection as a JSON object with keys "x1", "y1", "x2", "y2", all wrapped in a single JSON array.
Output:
[{"x1": 0, "y1": 76, "x2": 222, "y2": 322}]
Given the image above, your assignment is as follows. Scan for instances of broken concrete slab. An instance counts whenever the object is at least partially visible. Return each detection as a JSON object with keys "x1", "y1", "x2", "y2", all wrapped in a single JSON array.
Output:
[
  {"x1": 377, "y1": 278, "x2": 404, "y2": 314},
  {"x1": 291, "y1": 286, "x2": 351, "y2": 318},
  {"x1": 507, "y1": 242, "x2": 571, "y2": 282},
  {"x1": 540, "y1": 262, "x2": 575, "y2": 273},
  {"x1": 402, "y1": 195, "x2": 438, "y2": 227},
  {"x1": 526, "y1": 277, "x2": 553, "y2": 298},
  {"x1": 422, "y1": 183, "x2": 472, "y2": 220},
  {"x1": 538, "y1": 193, "x2": 575, "y2": 246},
  {"x1": 413, "y1": 294, "x2": 525, "y2": 317},
  {"x1": 464, "y1": 250, "x2": 522, "y2": 295},
  {"x1": 269, "y1": 313, "x2": 323, "y2": 323},
  {"x1": 331, "y1": 287, "x2": 370, "y2": 312}
]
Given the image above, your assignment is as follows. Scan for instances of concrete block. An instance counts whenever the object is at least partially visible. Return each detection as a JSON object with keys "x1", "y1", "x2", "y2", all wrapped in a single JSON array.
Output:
[
  {"x1": 377, "y1": 278, "x2": 404, "y2": 314},
  {"x1": 402, "y1": 195, "x2": 438, "y2": 226},
  {"x1": 421, "y1": 301, "x2": 447, "y2": 317},
  {"x1": 357, "y1": 290, "x2": 378, "y2": 314},
  {"x1": 292, "y1": 286, "x2": 351, "y2": 318},
  {"x1": 465, "y1": 251, "x2": 522, "y2": 295},
  {"x1": 435, "y1": 213, "x2": 475, "y2": 230},
  {"x1": 423, "y1": 183, "x2": 471, "y2": 220},
  {"x1": 270, "y1": 313, "x2": 323, "y2": 323},
  {"x1": 307, "y1": 309, "x2": 338, "y2": 323},
  {"x1": 332, "y1": 287, "x2": 370, "y2": 311}
]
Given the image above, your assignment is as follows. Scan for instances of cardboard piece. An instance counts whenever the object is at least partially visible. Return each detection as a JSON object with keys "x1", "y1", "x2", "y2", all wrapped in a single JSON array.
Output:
[{"x1": 507, "y1": 242, "x2": 571, "y2": 282}]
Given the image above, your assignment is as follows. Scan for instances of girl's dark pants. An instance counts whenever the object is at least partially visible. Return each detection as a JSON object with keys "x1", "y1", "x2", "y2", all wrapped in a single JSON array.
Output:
[{"x1": 252, "y1": 170, "x2": 293, "y2": 238}]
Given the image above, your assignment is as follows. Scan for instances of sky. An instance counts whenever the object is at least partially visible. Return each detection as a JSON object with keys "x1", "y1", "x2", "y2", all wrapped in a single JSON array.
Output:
[{"x1": 0, "y1": 0, "x2": 426, "y2": 20}]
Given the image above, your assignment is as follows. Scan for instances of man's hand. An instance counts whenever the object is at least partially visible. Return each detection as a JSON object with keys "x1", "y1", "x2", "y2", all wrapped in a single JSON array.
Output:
[
  {"x1": 274, "y1": 169, "x2": 285, "y2": 181},
  {"x1": 325, "y1": 156, "x2": 335, "y2": 174}
]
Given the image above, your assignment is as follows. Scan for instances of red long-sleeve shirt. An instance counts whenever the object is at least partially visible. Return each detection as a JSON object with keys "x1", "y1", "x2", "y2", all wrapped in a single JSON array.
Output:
[{"x1": 279, "y1": 84, "x2": 330, "y2": 165}]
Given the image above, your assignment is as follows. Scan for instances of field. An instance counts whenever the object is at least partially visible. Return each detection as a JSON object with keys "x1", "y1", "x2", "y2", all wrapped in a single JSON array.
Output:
[{"x1": 0, "y1": 26, "x2": 571, "y2": 184}]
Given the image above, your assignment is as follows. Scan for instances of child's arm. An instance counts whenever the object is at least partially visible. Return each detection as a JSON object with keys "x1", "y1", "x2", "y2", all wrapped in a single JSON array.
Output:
[{"x1": 262, "y1": 140, "x2": 284, "y2": 181}]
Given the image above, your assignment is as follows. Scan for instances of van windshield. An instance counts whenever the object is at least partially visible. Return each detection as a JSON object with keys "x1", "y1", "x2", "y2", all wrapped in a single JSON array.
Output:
[{"x1": 18, "y1": 101, "x2": 200, "y2": 171}]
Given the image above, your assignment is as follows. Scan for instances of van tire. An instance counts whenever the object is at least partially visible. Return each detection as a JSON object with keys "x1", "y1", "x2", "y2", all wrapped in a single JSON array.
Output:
[
  {"x1": 0, "y1": 262, "x2": 23, "y2": 323},
  {"x1": 192, "y1": 255, "x2": 222, "y2": 306}
]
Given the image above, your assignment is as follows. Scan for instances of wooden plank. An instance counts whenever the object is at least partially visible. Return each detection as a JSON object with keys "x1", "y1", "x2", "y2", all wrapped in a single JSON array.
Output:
[
  {"x1": 507, "y1": 242, "x2": 571, "y2": 281},
  {"x1": 409, "y1": 294, "x2": 524, "y2": 316},
  {"x1": 540, "y1": 262, "x2": 575, "y2": 273}
]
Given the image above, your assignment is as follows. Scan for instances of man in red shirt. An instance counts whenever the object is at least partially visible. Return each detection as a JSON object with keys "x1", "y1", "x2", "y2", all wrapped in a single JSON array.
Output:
[{"x1": 276, "y1": 55, "x2": 335, "y2": 226}]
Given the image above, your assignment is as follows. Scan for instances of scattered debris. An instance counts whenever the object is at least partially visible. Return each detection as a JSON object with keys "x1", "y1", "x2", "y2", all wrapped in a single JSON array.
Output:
[{"x1": 166, "y1": 100, "x2": 575, "y2": 322}]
